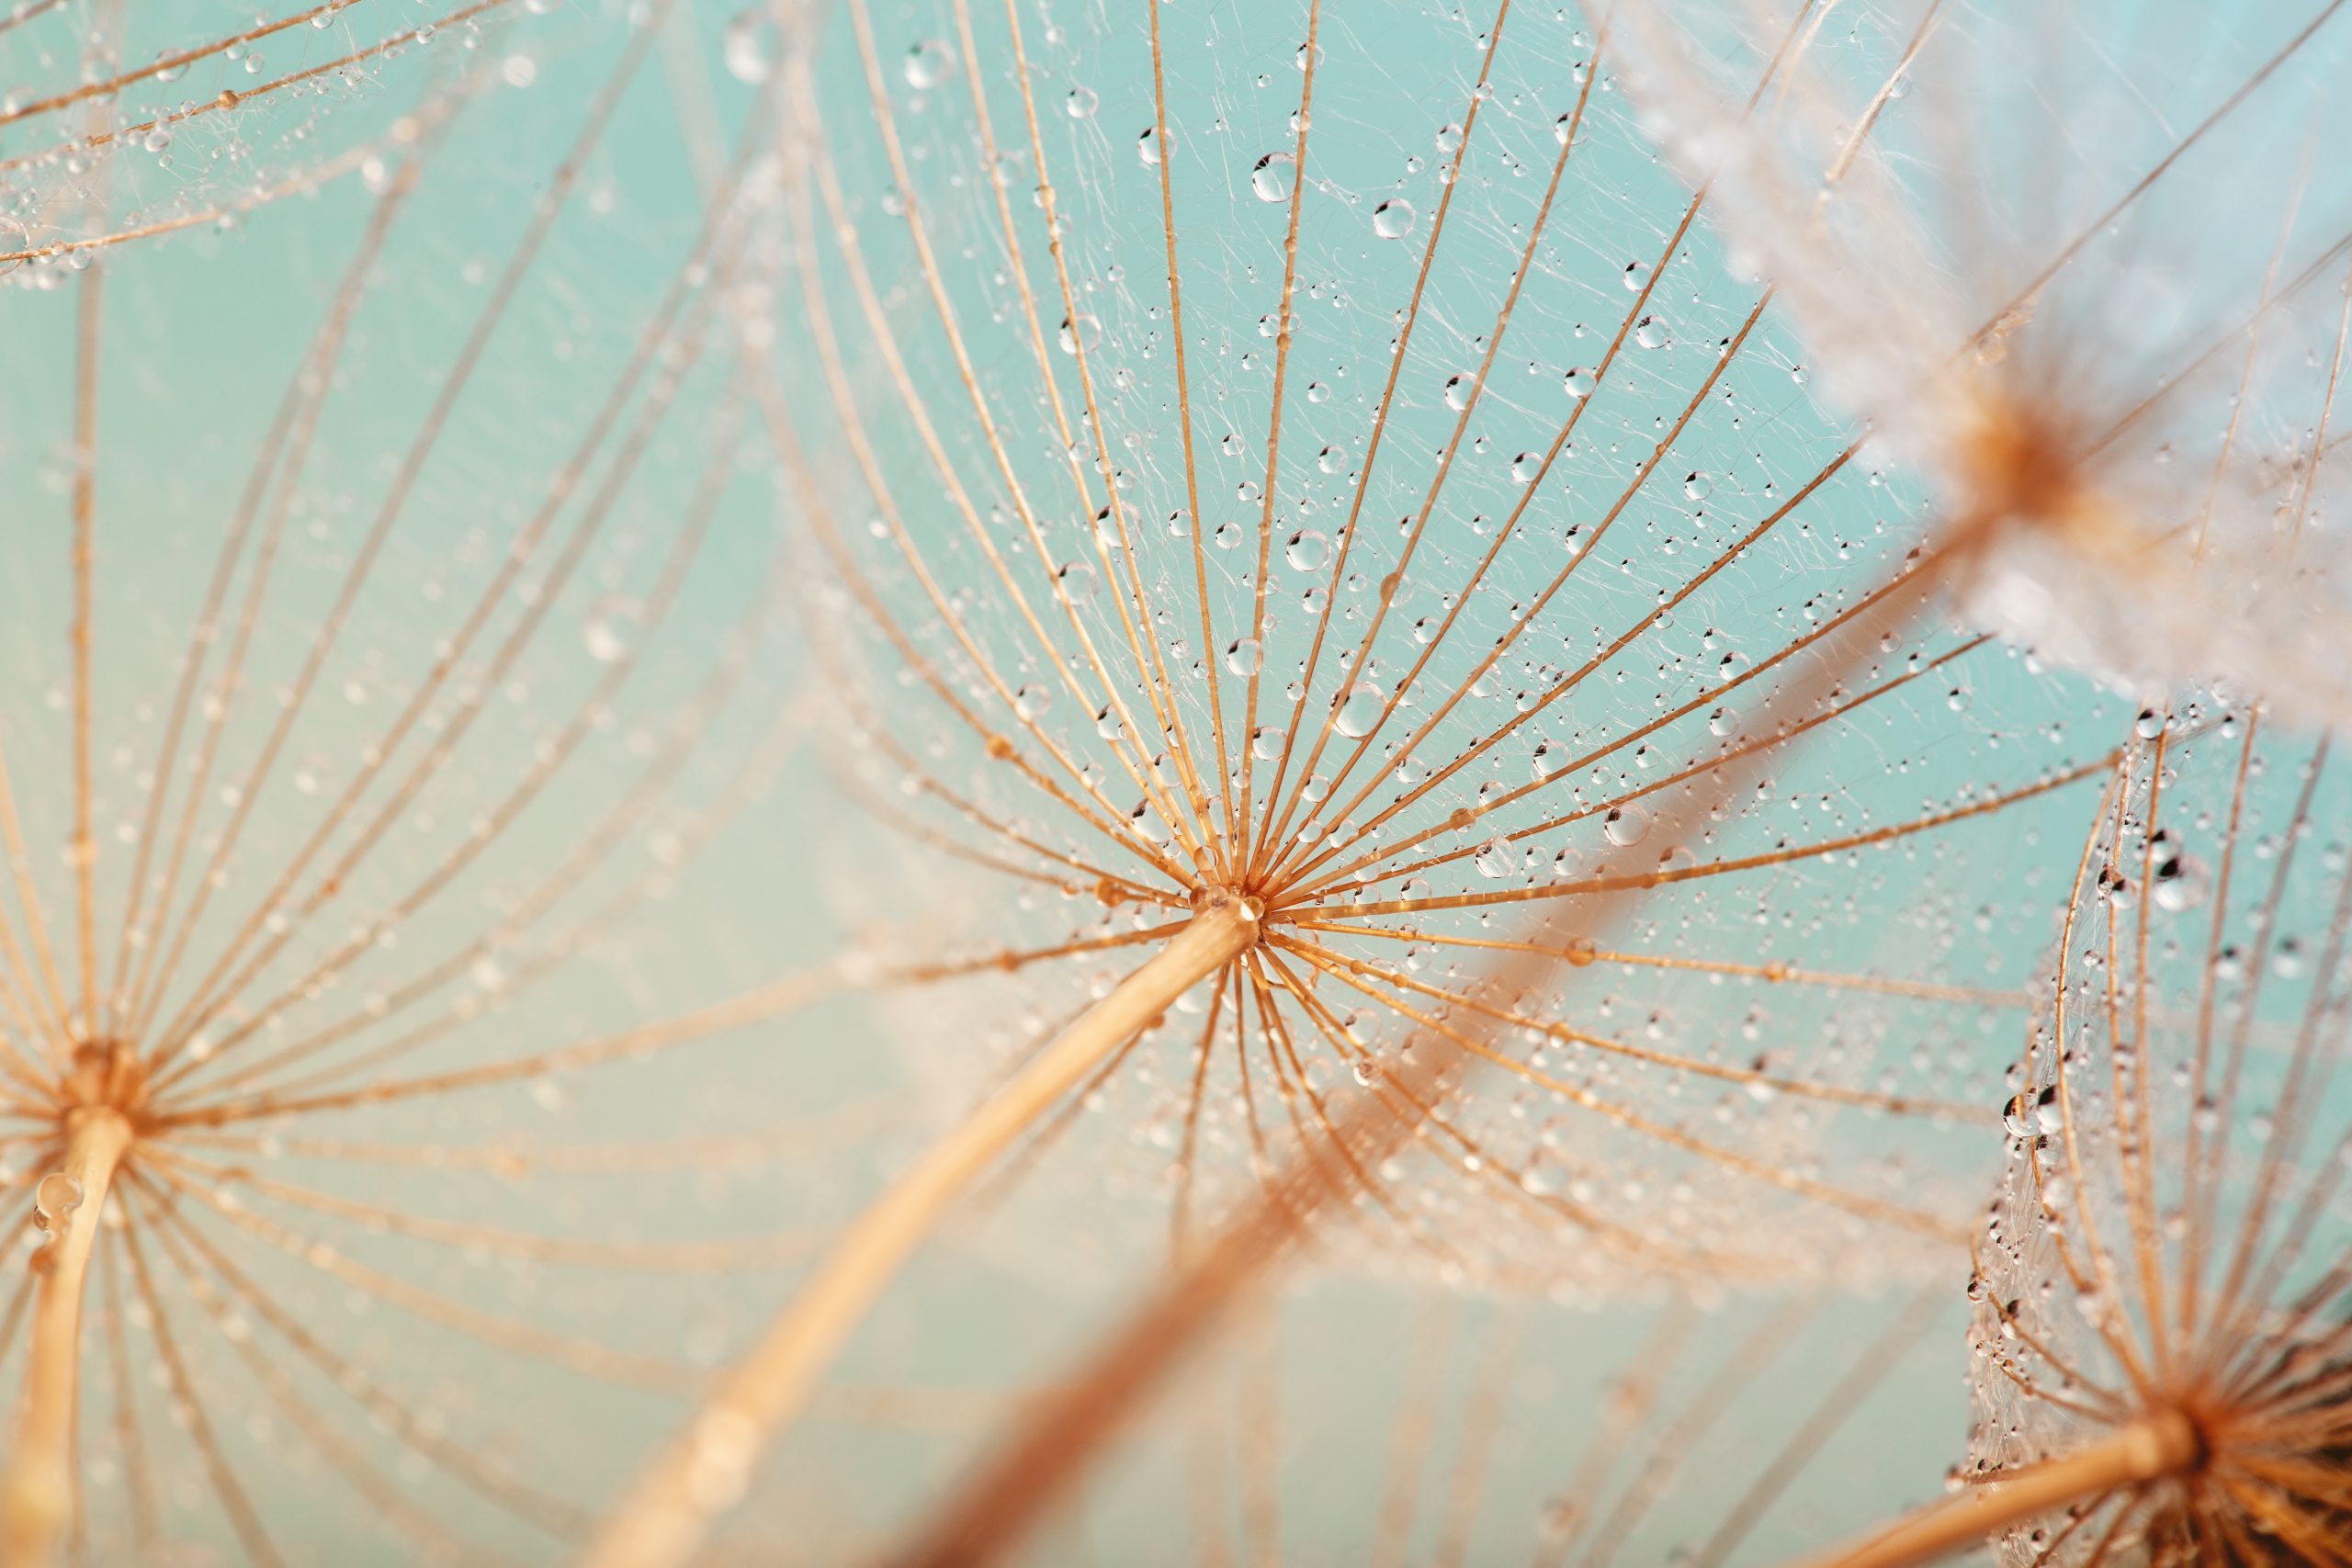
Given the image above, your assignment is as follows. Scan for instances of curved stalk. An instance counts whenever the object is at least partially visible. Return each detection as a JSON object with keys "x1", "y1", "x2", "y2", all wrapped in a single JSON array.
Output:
[
  {"x1": 580, "y1": 892, "x2": 1261, "y2": 1568},
  {"x1": 2, "y1": 1106, "x2": 131, "y2": 1567},
  {"x1": 1788, "y1": 1411, "x2": 2201, "y2": 1568}
]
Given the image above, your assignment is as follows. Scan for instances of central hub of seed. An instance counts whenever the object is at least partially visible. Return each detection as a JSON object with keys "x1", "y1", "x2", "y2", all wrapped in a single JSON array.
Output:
[
  {"x1": 1190, "y1": 883, "x2": 1266, "y2": 938},
  {"x1": 61, "y1": 1040, "x2": 149, "y2": 1124}
]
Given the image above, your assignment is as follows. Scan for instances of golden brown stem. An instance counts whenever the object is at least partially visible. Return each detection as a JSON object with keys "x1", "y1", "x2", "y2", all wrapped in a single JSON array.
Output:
[
  {"x1": 1788, "y1": 1411, "x2": 2200, "y2": 1568},
  {"x1": 578, "y1": 894, "x2": 1261, "y2": 1568},
  {"x1": 2, "y1": 1108, "x2": 131, "y2": 1568}
]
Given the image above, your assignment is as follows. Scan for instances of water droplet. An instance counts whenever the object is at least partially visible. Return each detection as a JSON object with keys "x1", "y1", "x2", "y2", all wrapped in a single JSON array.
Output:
[
  {"x1": 1622, "y1": 259, "x2": 1650, "y2": 291},
  {"x1": 902, "y1": 38, "x2": 955, "y2": 89},
  {"x1": 1057, "y1": 314, "x2": 1098, "y2": 355},
  {"x1": 1250, "y1": 152, "x2": 1295, "y2": 203},
  {"x1": 1137, "y1": 126, "x2": 1172, "y2": 165},
  {"x1": 582, "y1": 595, "x2": 643, "y2": 663},
  {"x1": 1317, "y1": 443, "x2": 1348, "y2": 474},
  {"x1": 1284, "y1": 529, "x2": 1329, "y2": 571},
  {"x1": 32, "y1": 1173, "x2": 82, "y2": 1227},
  {"x1": 721, "y1": 10, "x2": 774, "y2": 82},
  {"x1": 1335, "y1": 682, "x2": 1386, "y2": 738},
  {"x1": 1561, "y1": 935, "x2": 1597, "y2": 965},
  {"x1": 1510, "y1": 451, "x2": 1544, "y2": 485},
  {"x1": 1251, "y1": 726, "x2": 1282, "y2": 761},
  {"x1": 1065, "y1": 85, "x2": 1098, "y2": 118},
  {"x1": 1531, "y1": 739, "x2": 1566, "y2": 777},
  {"x1": 1434, "y1": 122, "x2": 1464, "y2": 154},
  {"x1": 1443, "y1": 371, "x2": 1476, "y2": 412},
  {"x1": 1603, "y1": 805, "x2": 1649, "y2": 847},
  {"x1": 1561, "y1": 367, "x2": 1594, "y2": 400},
  {"x1": 2002, "y1": 1094, "x2": 2035, "y2": 1138},
  {"x1": 1013, "y1": 684, "x2": 1051, "y2": 719},
  {"x1": 1682, "y1": 471, "x2": 1712, "y2": 502},
  {"x1": 1226, "y1": 638, "x2": 1262, "y2": 676},
  {"x1": 2152, "y1": 852, "x2": 2209, "y2": 913},
  {"x1": 2135, "y1": 707, "x2": 2165, "y2": 739},
  {"x1": 1372, "y1": 199, "x2": 1415, "y2": 240},
  {"x1": 1129, "y1": 799, "x2": 1172, "y2": 845},
  {"x1": 1634, "y1": 316, "x2": 1668, "y2": 349},
  {"x1": 1474, "y1": 837, "x2": 1517, "y2": 879}
]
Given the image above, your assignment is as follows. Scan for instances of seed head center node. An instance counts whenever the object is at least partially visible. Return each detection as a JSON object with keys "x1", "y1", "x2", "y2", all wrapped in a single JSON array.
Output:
[
  {"x1": 1190, "y1": 883, "x2": 1268, "y2": 939},
  {"x1": 62, "y1": 1040, "x2": 149, "y2": 1124}
]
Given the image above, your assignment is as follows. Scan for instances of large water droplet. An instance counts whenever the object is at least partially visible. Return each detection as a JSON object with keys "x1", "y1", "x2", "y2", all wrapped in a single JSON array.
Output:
[
  {"x1": 1561, "y1": 367, "x2": 1594, "y2": 400},
  {"x1": 1284, "y1": 529, "x2": 1329, "y2": 571},
  {"x1": 1372, "y1": 199, "x2": 1415, "y2": 240},
  {"x1": 721, "y1": 10, "x2": 774, "y2": 83},
  {"x1": 1603, "y1": 805, "x2": 1649, "y2": 847},
  {"x1": 1335, "y1": 682, "x2": 1386, "y2": 738},
  {"x1": 2153, "y1": 853, "x2": 2210, "y2": 912},
  {"x1": 33, "y1": 1173, "x2": 83, "y2": 1227},
  {"x1": 1250, "y1": 152, "x2": 1295, "y2": 203},
  {"x1": 902, "y1": 38, "x2": 956, "y2": 89}
]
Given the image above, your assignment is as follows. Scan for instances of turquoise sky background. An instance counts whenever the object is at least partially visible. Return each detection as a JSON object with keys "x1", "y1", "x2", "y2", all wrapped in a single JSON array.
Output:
[{"x1": 1, "y1": 0, "x2": 2346, "y2": 1562}]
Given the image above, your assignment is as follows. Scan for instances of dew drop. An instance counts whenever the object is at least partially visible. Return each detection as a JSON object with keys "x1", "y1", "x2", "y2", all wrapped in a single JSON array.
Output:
[
  {"x1": 1284, "y1": 529, "x2": 1329, "y2": 571},
  {"x1": 582, "y1": 594, "x2": 643, "y2": 663},
  {"x1": 1634, "y1": 316, "x2": 1668, "y2": 349},
  {"x1": 720, "y1": 10, "x2": 774, "y2": 83},
  {"x1": 2152, "y1": 852, "x2": 2209, "y2": 913},
  {"x1": 1561, "y1": 367, "x2": 1594, "y2": 400},
  {"x1": 1335, "y1": 682, "x2": 1386, "y2": 738},
  {"x1": 1250, "y1": 152, "x2": 1295, "y2": 203},
  {"x1": 902, "y1": 38, "x2": 955, "y2": 89},
  {"x1": 1372, "y1": 199, "x2": 1415, "y2": 240},
  {"x1": 1510, "y1": 451, "x2": 1544, "y2": 485},
  {"x1": 1057, "y1": 560, "x2": 1098, "y2": 603},
  {"x1": 1065, "y1": 85, "x2": 1098, "y2": 118},
  {"x1": 1474, "y1": 836, "x2": 1517, "y2": 879},
  {"x1": 1443, "y1": 371, "x2": 1477, "y2": 412},
  {"x1": 1226, "y1": 637, "x2": 1262, "y2": 676},
  {"x1": 1682, "y1": 471, "x2": 1712, "y2": 501},
  {"x1": 32, "y1": 1173, "x2": 82, "y2": 1227},
  {"x1": 1602, "y1": 805, "x2": 1649, "y2": 847},
  {"x1": 1622, "y1": 259, "x2": 1650, "y2": 291}
]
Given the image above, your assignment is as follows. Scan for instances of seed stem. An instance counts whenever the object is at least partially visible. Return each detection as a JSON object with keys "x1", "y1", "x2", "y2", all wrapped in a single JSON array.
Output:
[
  {"x1": 1787, "y1": 1410, "x2": 2200, "y2": 1568},
  {"x1": 3, "y1": 1106, "x2": 131, "y2": 1568},
  {"x1": 579, "y1": 893, "x2": 1261, "y2": 1568}
]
